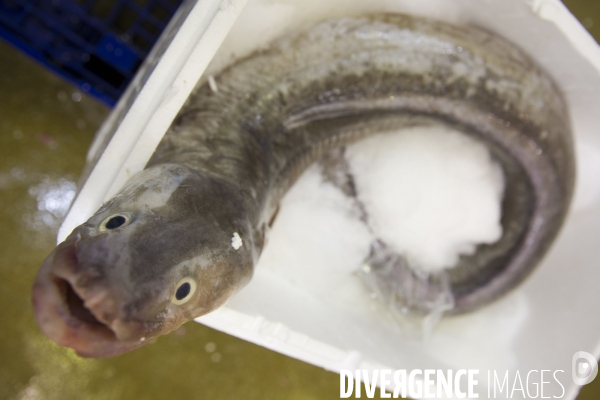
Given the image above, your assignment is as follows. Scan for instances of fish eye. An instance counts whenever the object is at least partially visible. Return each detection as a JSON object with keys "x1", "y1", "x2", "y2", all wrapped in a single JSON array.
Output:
[
  {"x1": 100, "y1": 214, "x2": 130, "y2": 231},
  {"x1": 172, "y1": 277, "x2": 197, "y2": 305}
]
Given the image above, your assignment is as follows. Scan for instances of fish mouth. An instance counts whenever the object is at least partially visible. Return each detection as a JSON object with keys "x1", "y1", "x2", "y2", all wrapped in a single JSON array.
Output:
[{"x1": 32, "y1": 239, "x2": 147, "y2": 357}]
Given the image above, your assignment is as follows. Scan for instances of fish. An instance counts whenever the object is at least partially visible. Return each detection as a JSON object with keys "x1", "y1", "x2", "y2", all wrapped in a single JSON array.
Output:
[{"x1": 32, "y1": 14, "x2": 574, "y2": 357}]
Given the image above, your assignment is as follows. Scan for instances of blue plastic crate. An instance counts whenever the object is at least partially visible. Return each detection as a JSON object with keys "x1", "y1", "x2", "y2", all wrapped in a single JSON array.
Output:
[{"x1": 0, "y1": 0, "x2": 183, "y2": 106}]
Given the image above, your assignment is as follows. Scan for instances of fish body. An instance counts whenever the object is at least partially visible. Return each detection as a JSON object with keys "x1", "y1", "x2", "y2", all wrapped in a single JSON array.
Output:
[{"x1": 33, "y1": 15, "x2": 574, "y2": 357}]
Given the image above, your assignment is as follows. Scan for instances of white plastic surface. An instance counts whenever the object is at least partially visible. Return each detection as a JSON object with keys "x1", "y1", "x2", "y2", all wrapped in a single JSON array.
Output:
[{"x1": 59, "y1": 0, "x2": 600, "y2": 398}]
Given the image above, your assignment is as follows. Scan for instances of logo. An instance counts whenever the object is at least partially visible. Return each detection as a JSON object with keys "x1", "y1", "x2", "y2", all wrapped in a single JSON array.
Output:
[{"x1": 572, "y1": 351, "x2": 598, "y2": 386}]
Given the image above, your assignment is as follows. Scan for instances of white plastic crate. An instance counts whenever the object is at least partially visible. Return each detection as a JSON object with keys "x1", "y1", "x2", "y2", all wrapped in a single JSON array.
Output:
[{"x1": 59, "y1": 0, "x2": 600, "y2": 398}]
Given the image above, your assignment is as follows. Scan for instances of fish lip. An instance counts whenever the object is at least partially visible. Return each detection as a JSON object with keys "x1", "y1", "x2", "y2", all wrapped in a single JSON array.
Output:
[{"x1": 32, "y1": 239, "x2": 147, "y2": 357}]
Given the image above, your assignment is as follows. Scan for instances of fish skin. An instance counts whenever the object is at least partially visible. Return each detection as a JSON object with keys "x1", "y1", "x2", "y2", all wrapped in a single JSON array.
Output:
[{"x1": 33, "y1": 15, "x2": 574, "y2": 357}]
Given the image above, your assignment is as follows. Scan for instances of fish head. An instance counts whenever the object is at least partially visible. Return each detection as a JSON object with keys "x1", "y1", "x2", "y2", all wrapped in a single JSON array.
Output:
[{"x1": 32, "y1": 164, "x2": 255, "y2": 357}]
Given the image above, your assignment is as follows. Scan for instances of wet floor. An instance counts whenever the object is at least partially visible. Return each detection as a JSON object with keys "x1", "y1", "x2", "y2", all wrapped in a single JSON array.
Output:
[{"x1": 1, "y1": 1, "x2": 599, "y2": 399}]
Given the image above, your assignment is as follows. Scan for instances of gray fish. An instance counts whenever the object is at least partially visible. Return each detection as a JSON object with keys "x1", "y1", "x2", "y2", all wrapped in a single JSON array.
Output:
[{"x1": 32, "y1": 15, "x2": 574, "y2": 357}]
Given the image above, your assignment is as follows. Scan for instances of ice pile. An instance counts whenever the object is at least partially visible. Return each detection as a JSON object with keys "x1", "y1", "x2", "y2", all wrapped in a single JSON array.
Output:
[
  {"x1": 346, "y1": 125, "x2": 505, "y2": 272},
  {"x1": 256, "y1": 124, "x2": 505, "y2": 334}
]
